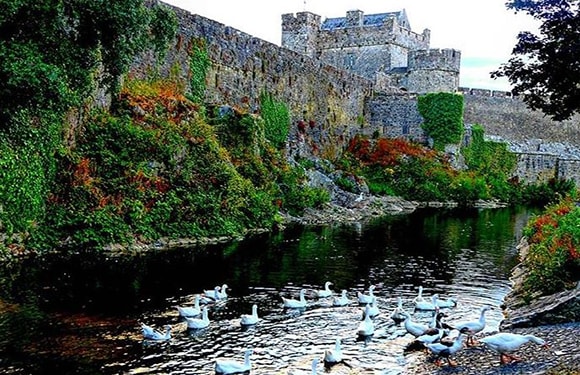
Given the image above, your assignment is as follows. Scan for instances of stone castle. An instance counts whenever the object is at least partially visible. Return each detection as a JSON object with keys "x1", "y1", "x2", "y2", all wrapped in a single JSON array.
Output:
[
  {"x1": 131, "y1": 1, "x2": 580, "y2": 185},
  {"x1": 281, "y1": 9, "x2": 460, "y2": 94}
]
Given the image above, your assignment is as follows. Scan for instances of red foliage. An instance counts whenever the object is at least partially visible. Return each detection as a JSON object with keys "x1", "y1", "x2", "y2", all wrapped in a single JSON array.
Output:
[
  {"x1": 120, "y1": 80, "x2": 198, "y2": 125},
  {"x1": 73, "y1": 158, "x2": 93, "y2": 187},
  {"x1": 128, "y1": 170, "x2": 171, "y2": 194},
  {"x1": 297, "y1": 120, "x2": 306, "y2": 133},
  {"x1": 347, "y1": 135, "x2": 436, "y2": 166},
  {"x1": 529, "y1": 214, "x2": 558, "y2": 244}
]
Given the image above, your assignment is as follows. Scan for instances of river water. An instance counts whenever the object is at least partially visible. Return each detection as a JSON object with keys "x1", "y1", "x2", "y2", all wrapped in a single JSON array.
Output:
[{"x1": 0, "y1": 206, "x2": 538, "y2": 374}]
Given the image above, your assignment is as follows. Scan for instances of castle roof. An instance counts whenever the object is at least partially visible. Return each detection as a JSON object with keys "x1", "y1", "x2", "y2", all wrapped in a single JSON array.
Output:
[{"x1": 321, "y1": 11, "x2": 404, "y2": 30}]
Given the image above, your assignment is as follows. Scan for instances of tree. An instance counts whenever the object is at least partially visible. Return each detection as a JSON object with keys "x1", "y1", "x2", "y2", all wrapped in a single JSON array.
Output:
[
  {"x1": 0, "y1": 0, "x2": 177, "y2": 133},
  {"x1": 491, "y1": 0, "x2": 580, "y2": 121}
]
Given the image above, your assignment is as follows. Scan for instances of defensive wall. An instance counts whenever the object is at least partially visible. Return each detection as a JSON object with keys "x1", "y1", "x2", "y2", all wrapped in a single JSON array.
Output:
[
  {"x1": 132, "y1": 1, "x2": 580, "y2": 185},
  {"x1": 133, "y1": 4, "x2": 379, "y2": 160}
]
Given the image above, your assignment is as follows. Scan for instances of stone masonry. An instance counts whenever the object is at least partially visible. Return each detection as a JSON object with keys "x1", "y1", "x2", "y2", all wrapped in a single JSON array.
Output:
[
  {"x1": 281, "y1": 9, "x2": 460, "y2": 94},
  {"x1": 132, "y1": 1, "x2": 580, "y2": 185}
]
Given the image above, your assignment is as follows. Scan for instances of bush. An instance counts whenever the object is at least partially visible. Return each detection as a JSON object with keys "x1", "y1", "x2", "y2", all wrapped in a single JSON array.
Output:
[{"x1": 522, "y1": 197, "x2": 580, "y2": 296}]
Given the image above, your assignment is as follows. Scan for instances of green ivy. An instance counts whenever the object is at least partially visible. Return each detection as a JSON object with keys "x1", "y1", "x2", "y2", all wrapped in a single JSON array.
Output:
[
  {"x1": 188, "y1": 38, "x2": 210, "y2": 103},
  {"x1": 259, "y1": 91, "x2": 290, "y2": 149},
  {"x1": 0, "y1": 110, "x2": 60, "y2": 237},
  {"x1": 418, "y1": 92, "x2": 464, "y2": 150},
  {"x1": 149, "y1": 4, "x2": 178, "y2": 60}
]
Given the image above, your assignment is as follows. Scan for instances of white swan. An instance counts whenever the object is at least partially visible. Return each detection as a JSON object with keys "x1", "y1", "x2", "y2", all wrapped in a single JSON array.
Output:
[
  {"x1": 435, "y1": 294, "x2": 457, "y2": 308},
  {"x1": 324, "y1": 338, "x2": 342, "y2": 364},
  {"x1": 282, "y1": 289, "x2": 307, "y2": 308},
  {"x1": 357, "y1": 285, "x2": 375, "y2": 304},
  {"x1": 240, "y1": 304, "x2": 259, "y2": 326},
  {"x1": 452, "y1": 305, "x2": 491, "y2": 346},
  {"x1": 366, "y1": 297, "x2": 380, "y2": 317},
  {"x1": 390, "y1": 296, "x2": 408, "y2": 323},
  {"x1": 203, "y1": 284, "x2": 228, "y2": 300},
  {"x1": 332, "y1": 289, "x2": 350, "y2": 306},
  {"x1": 185, "y1": 306, "x2": 210, "y2": 329},
  {"x1": 316, "y1": 281, "x2": 333, "y2": 298},
  {"x1": 480, "y1": 332, "x2": 549, "y2": 364},
  {"x1": 412, "y1": 285, "x2": 426, "y2": 304},
  {"x1": 215, "y1": 349, "x2": 253, "y2": 374},
  {"x1": 287, "y1": 357, "x2": 320, "y2": 375},
  {"x1": 176, "y1": 295, "x2": 201, "y2": 317},
  {"x1": 402, "y1": 311, "x2": 432, "y2": 337},
  {"x1": 141, "y1": 323, "x2": 171, "y2": 340},
  {"x1": 426, "y1": 327, "x2": 470, "y2": 366},
  {"x1": 216, "y1": 284, "x2": 229, "y2": 299},
  {"x1": 415, "y1": 293, "x2": 439, "y2": 311},
  {"x1": 357, "y1": 304, "x2": 375, "y2": 336},
  {"x1": 200, "y1": 286, "x2": 221, "y2": 304}
]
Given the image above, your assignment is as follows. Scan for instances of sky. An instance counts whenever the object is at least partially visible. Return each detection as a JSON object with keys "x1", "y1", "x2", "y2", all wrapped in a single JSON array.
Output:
[{"x1": 162, "y1": 0, "x2": 540, "y2": 92}]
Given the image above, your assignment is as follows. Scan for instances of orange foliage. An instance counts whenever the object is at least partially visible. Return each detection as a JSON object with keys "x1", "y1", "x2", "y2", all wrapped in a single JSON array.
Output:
[
  {"x1": 73, "y1": 158, "x2": 94, "y2": 187},
  {"x1": 120, "y1": 79, "x2": 198, "y2": 124},
  {"x1": 127, "y1": 170, "x2": 170, "y2": 194},
  {"x1": 347, "y1": 136, "x2": 437, "y2": 166},
  {"x1": 529, "y1": 214, "x2": 558, "y2": 244}
]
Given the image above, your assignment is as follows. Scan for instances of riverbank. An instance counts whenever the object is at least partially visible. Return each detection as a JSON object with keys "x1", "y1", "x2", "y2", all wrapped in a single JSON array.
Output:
[{"x1": 402, "y1": 322, "x2": 580, "y2": 374}]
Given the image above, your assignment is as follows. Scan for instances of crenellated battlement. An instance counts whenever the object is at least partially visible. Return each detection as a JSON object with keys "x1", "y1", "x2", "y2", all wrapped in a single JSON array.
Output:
[
  {"x1": 408, "y1": 48, "x2": 461, "y2": 73},
  {"x1": 458, "y1": 87, "x2": 515, "y2": 98},
  {"x1": 281, "y1": 8, "x2": 455, "y2": 93}
]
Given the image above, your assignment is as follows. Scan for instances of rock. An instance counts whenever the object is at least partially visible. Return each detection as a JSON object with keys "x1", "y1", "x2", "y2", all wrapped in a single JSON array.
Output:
[{"x1": 500, "y1": 238, "x2": 580, "y2": 329}]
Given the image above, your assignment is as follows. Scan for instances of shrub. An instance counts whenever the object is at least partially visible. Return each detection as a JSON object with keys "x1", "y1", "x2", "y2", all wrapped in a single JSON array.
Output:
[{"x1": 522, "y1": 197, "x2": 580, "y2": 296}]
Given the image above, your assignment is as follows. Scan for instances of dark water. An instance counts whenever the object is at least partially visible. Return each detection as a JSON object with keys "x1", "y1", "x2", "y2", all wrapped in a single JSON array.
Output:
[{"x1": 0, "y1": 206, "x2": 538, "y2": 374}]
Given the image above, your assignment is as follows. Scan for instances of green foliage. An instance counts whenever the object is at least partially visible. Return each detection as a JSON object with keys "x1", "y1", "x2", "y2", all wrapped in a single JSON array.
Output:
[
  {"x1": 335, "y1": 176, "x2": 357, "y2": 193},
  {"x1": 340, "y1": 132, "x2": 570, "y2": 206},
  {"x1": 519, "y1": 178, "x2": 577, "y2": 206},
  {"x1": 0, "y1": 0, "x2": 176, "y2": 122},
  {"x1": 0, "y1": 111, "x2": 61, "y2": 236},
  {"x1": 463, "y1": 124, "x2": 517, "y2": 177},
  {"x1": 521, "y1": 197, "x2": 580, "y2": 296},
  {"x1": 259, "y1": 92, "x2": 291, "y2": 149},
  {"x1": 149, "y1": 4, "x2": 178, "y2": 59},
  {"x1": 461, "y1": 124, "x2": 518, "y2": 202},
  {"x1": 418, "y1": 93, "x2": 464, "y2": 151},
  {"x1": 188, "y1": 38, "x2": 210, "y2": 103},
  {"x1": 22, "y1": 77, "x2": 329, "y2": 250},
  {"x1": 0, "y1": 0, "x2": 177, "y2": 244}
]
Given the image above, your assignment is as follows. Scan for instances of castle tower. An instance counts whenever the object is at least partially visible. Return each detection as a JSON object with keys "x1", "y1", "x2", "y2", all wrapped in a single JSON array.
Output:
[
  {"x1": 406, "y1": 48, "x2": 461, "y2": 93},
  {"x1": 281, "y1": 12, "x2": 321, "y2": 58},
  {"x1": 280, "y1": 8, "x2": 459, "y2": 94},
  {"x1": 346, "y1": 10, "x2": 364, "y2": 27}
]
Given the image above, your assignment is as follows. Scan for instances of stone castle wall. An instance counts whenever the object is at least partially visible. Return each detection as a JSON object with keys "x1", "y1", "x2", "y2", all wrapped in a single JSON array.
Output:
[
  {"x1": 133, "y1": 5, "x2": 378, "y2": 159},
  {"x1": 462, "y1": 89, "x2": 580, "y2": 144},
  {"x1": 365, "y1": 93, "x2": 426, "y2": 141},
  {"x1": 132, "y1": 1, "x2": 580, "y2": 185}
]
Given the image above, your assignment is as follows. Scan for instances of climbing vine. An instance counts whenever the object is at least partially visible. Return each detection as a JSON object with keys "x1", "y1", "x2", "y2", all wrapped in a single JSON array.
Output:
[
  {"x1": 188, "y1": 38, "x2": 210, "y2": 103},
  {"x1": 259, "y1": 91, "x2": 290, "y2": 149},
  {"x1": 463, "y1": 124, "x2": 516, "y2": 177},
  {"x1": 417, "y1": 92, "x2": 464, "y2": 150}
]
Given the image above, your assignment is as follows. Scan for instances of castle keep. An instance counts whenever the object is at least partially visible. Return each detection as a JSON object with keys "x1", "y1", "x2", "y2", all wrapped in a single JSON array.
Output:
[{"x1": 281, "y1": 9, "x2": 460, "y2": 94}]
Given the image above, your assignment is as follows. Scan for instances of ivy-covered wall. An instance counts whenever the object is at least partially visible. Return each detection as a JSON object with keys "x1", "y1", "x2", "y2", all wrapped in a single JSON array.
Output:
[
  {"x1": 131, "y1": 4, "x2": 373, "y2": 161},
  {"x1": 130, "y1": 1, "x2": 580, "y2": 184}
]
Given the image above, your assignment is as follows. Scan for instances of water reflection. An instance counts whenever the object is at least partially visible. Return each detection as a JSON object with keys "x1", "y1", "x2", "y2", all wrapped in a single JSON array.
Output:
[{"x1": 0, "y1": 206, "x2": 538, "y2": 374}]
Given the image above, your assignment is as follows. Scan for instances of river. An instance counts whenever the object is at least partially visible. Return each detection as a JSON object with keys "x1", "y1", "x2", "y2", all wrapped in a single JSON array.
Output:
[{"x1": 0, "y1": 206, "x2": 538, "y2": 374}]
